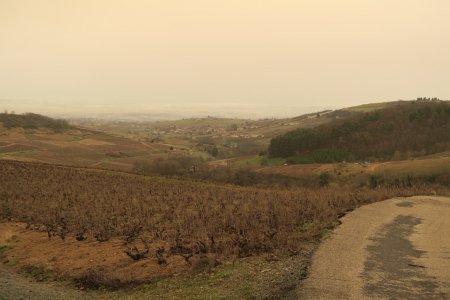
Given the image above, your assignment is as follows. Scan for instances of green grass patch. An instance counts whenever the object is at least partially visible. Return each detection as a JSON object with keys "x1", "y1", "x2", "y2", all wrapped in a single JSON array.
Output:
[
  {"x1": 230, "y1": 156, "x2": 285, "y2": 168},
  {"x1": 300, "y1": 221, "x2": 316, "y2": 232},
  {"x1": 100, "y1": 157, "x2": 115, "y2": 163},
  {"x1": 230, "y1": 156, "x2": 262, "y2": 168},
  {"x1": 20, "y1": 265, "x2": 53, "y2": 282},
  {"x1": 191, "y1": 150, "x2": 211, "y2": 160},
  {"x1": 114, "y1": 263, "x2": 258, "y2": 299}
]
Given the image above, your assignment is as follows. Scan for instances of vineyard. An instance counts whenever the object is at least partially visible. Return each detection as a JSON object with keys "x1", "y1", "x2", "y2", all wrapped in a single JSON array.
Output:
[{"x1": 1, "y1": 160, "x2": 444, "y2": 267}]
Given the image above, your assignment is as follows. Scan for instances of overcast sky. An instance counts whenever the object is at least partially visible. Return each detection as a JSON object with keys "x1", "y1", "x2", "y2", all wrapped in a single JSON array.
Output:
[{"x1": 1, "y1": 0, "x2": 449, "y2": 117}]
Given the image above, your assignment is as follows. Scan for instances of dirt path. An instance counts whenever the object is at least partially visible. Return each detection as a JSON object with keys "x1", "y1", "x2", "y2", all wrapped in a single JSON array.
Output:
[{"x1": 297, "y1": 196, "x2": 450, "y2": 299}]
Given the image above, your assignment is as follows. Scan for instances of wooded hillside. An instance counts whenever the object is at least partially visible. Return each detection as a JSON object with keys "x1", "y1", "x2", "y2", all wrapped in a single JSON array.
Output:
[{"x1": 268, "y1": 101, "x2": 450, "y2": 162}]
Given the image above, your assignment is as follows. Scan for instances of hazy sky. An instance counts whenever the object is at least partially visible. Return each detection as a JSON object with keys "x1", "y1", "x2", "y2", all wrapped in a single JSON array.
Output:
[{"x1": 1, "y1": 0, "x2": 450, "y2": 117}]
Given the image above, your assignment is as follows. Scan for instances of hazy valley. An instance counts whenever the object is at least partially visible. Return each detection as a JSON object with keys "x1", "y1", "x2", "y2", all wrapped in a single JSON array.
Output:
[{"x1": 0, "y1": 100, "x2": 449, "y2": 299}]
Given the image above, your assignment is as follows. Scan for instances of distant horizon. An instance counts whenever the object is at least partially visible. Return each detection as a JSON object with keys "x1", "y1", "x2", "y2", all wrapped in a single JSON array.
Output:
[
  {"x1": 0, "y1": 100, "x2": 336, "y2": 120},
  {"x1": 0, "y1": 98, "x2": 423, "y2": 121}
]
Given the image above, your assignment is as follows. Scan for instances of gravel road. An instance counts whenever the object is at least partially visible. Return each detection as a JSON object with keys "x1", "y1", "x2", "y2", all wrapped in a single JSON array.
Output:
[{"x1": 297, "y1": 196, "x2": 450, "y2": 299}]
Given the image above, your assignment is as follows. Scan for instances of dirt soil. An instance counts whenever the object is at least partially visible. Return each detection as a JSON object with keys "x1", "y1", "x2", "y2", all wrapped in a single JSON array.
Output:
[
  {"x1": 0, "y1": 222, "x2": 316, "y2": 299},
  {"x1": 0, "y1": 222, "x2": 188, "y2": 281}
]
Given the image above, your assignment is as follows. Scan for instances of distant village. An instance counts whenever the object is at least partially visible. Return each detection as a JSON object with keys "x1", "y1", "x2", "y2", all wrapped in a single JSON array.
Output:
[{"x1": 148, "y1": 123, "x2": 265, "y2": 140}]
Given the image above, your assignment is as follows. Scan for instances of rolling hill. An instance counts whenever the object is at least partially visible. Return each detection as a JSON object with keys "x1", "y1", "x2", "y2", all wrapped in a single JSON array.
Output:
[
  {"x1": 0, "y1": 113, "x2": 170, "y2": 171},
  {"x1": 268, "y1": 100, "x2": 450, "y2": 163},
  {"x1": 0, "y1": 112, "x2": 71, "y2": 131}
]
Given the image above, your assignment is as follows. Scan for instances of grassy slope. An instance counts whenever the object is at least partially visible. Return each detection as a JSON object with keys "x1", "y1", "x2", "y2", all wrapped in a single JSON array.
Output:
[
  {"x1": 254, "y1": 153, "x2": 450, "y2": 188},
  {"x1": 0, "y1": 123, "x2": 172, "y2": 171},
  {"x1": 341, "y1": 101, "x2": 402, "y2": 112}
]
